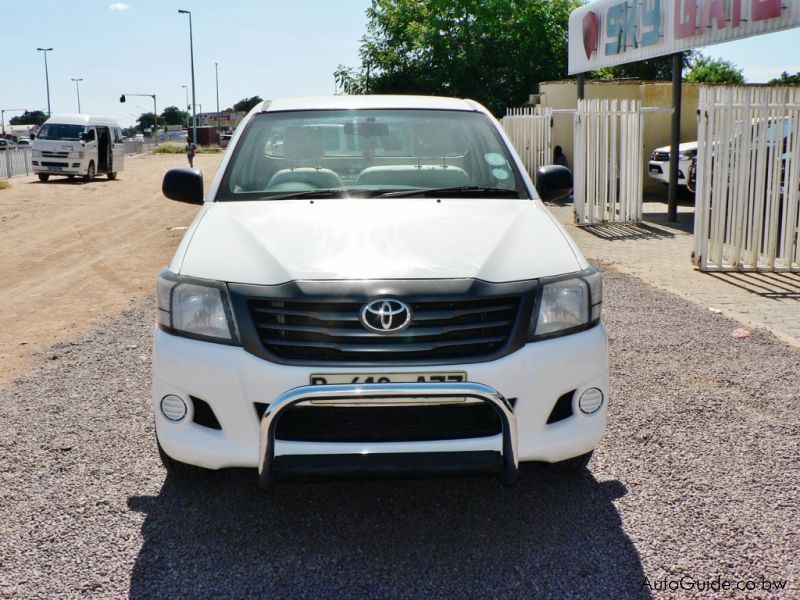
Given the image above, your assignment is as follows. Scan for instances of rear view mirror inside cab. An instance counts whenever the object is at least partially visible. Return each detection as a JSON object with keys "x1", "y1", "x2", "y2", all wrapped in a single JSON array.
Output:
[{"x1": 344, "y1": 121, "x2": 390, "y2": 137}]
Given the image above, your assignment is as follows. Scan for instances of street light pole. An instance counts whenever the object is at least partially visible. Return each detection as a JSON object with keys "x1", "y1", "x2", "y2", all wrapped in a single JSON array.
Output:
[
  {"x1": 119, "y1": 93, "x2": 158, "y2": 145},
  {"x1": 215, "y1": 62, "x2": 220, "y2": 134},
  {"x1": 37, "y1": 48, "x2": 53, "y2": 116},
  {"x1": 182, "y1": 85, "x2": 190, "y2": 128},
  {"x1": 71, "y1": 78, "x2": 83, "y2": 113},
  {"x1": 178, "y1": 10, "x2": 197, "y2": 144}
]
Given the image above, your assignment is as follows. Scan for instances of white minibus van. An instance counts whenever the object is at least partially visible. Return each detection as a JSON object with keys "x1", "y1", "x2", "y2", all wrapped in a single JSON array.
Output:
[{"x1": 32, "y1": 114, "x2": 124, "y2": 182}]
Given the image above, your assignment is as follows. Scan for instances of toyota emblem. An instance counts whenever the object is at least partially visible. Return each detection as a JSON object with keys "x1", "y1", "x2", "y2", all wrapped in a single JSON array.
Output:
[{"x1": 360, "y1": 299, "x2": 413, "y2": 333}]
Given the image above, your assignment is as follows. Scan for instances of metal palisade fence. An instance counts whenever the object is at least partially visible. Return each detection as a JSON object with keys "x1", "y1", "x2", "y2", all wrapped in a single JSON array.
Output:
[
  {"x1": 1, "y1": 149, "x2": 33, "y2": 178},
  {"x1": 573, "y1": 99, "x2": 643, "y2": 225},
  {"x1": 693, "y1": 86, "x2": 800, "y2": 272},
  {"x1": 501, "y1": 106, "x2": 552, "y2": 182}
]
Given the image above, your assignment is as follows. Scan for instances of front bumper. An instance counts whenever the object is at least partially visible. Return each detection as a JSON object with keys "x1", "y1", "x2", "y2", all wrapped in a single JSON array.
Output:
[
  {"x1": 152, "y1": 324, "x2": 609, "y2": 478},
  {"x1": 258, "y1": 382, "x2": 518, "y2": 489},
  {"x1": 648, "y1": 160, "x2": 688, "y2": 185}
]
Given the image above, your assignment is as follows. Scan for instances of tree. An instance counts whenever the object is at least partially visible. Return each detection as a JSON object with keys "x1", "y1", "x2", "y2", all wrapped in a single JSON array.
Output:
[
  {"x1": 233, "y1": 96, "x2": 263, "y2": 113},
  {"x1": 769, "y1": 71, "x2": 800, "y2": 84},
  {"x1": 587, "y1": 52, "x2": 695, "y2": 81},
  {"x1": 160, "y1": 105, "x2": 189, "y2": 126},
  {"x1": 136, "y1": 112, "x2": 157, "y2": 132},
  {"x1": 685, "y1": 54, "x2": 745, "y2": 84},
  {"x1": 336, "y1": 0, "x2": 580, "y2": 115},
  {"x1": 9, "y1": 110, "x2": 48, "y2": 126}
]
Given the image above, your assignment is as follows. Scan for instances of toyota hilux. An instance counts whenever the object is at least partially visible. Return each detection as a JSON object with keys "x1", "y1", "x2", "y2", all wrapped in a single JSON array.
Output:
[{"x1": 155, "y1": 95, "x2": 608, "y2": 489}]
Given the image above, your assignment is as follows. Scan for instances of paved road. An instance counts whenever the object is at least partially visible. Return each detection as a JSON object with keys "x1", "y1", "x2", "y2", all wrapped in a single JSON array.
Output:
[{"x1": 1, "y1": 270, "x2": 798, "y2": 598}]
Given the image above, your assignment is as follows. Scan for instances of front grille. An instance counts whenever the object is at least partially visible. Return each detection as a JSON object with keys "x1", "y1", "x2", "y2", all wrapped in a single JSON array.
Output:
[
  {"x1": 42, "y1": 151, "x2": 69, "y2": 158},
  {"x1": 248, "y1": 296, "x2": 520, "y2": 362},
  {"x1": 269, "y1": 403, "x2": 502, "y2": 442},
  {"x1": 41, "y1": 161, "x2": 67, "y2": 167},
  {"x1": 652, "y1": 151, "x2": 670, "y2": 161}
]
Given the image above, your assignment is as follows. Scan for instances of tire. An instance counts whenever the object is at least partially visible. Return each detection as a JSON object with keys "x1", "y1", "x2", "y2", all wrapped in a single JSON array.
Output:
[
  {"x1": 546, "y1": 450, "x2": 593, "y2": 474},
  {"x1": 157, "y1": 437, "x2": 207, "y2": 478},
  {"x1": 84, "y1": 161, "x2": 95, "y2": 182},
  {"x1": 67, "y1": 175, "x2": 75, "y2": 180},
  {"x1": 37, "y1": 173, "x2": 50, "y2": 182},
  {"x1": 107, "y1": 172, "x2": 117, "y2": 180}
]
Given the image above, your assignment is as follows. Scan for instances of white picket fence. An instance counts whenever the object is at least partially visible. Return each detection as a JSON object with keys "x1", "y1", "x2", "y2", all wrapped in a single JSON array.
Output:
[
  {"x1": 573, "y1": 99, "x2": 643, "y2": 225},
  {"x1": 0, "y1": 149, "x2": 33, "y2": 178},
  {"x1": 693, "y1": 86, "x2": 800, "y2": 272},
  {"x1": 501, "y1": 106, "x2": 552, "y2": 181}
]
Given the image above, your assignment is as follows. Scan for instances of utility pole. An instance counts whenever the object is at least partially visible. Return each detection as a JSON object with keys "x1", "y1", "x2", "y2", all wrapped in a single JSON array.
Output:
[
  {"x1": 37, "y1": 48, "x2": 53, "y2": 116},
  {"x1": 71, "y1": 78, "x2": 83, "y2": 113},
  {"x1": 178, "y1": 10, "x2": 197, "y2": 144},
  {"x1": 215, "y1": 62, "x2": 220, "y2": 135}
]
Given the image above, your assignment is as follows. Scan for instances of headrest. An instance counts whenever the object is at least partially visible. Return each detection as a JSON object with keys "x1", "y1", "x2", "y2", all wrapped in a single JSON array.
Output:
[
  {"x1": 413, "y1": 122, "x2": 456, "y2": 157},
  {"x1": 283, "y1": 127, "x2": 325, "y2": 162}
]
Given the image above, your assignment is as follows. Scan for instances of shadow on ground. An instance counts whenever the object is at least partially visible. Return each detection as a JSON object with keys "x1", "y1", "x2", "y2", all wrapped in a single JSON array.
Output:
[
  {"x1": 706, "y1": 271, "x2": 800, "y2": 300},
  {"x1": 27, "y1": 177, "x2": 119, "y2": 185},
  {"x1": 578, "y1": 222, "x2": 676, "y2": 241},
  {"x1": 128, "y1": 469, "x2": 649, "y2": 598}
]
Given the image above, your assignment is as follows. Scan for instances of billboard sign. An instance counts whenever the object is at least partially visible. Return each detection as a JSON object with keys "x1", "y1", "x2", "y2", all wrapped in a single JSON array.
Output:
[{"x1": 569, "y1": 0, "x2": 800, "y2": 74}]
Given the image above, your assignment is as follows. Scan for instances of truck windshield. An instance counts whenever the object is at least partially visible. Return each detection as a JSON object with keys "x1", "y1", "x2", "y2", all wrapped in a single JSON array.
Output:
[
  {"x1": 219, "y1": 109, "x2": 528, "y2": 200},
  {"x1": 37, "y1": 124, "x2": 86, "y2": 141}
]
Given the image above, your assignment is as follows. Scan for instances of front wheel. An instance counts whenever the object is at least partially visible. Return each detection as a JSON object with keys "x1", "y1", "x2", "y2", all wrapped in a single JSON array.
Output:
[
  {"x1": 37, "y1": 173, "x2": 50, "y2": 182},
  {"x1": 84, "y1": 161, "x2": 95, "y2": 182},
  {"x1": 156, "y1": 436, "x2": 207, "y2": 478},
  {"x1": 546, "y1": 450, "x2": 593, "y2": 474},
  {"x1": 107, "y1": 172, "x2": 117, "y2": 180}
]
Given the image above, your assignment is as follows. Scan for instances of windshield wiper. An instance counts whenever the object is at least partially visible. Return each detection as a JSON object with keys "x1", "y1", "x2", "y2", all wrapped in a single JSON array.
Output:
[
  {"x1": 254, "y1": 189, "x2": 349, "y2": 200},
  {"x1": 376, "y1": 186, "x2": 522, "y2": 198}
]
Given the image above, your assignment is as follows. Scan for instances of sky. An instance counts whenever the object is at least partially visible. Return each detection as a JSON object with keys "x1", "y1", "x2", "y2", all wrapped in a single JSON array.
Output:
[{"x1": 1, "y1": 1, "x2": 798, "y2": 129}]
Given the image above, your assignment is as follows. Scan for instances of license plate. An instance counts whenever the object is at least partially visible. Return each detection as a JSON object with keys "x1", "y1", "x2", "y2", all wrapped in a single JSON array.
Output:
[
  {"x1": 311, "y1": 372, "x2": 466, "y2": 385},
  {"x1": 48, "y1": 167, "x2": 62, "y2": 172}
]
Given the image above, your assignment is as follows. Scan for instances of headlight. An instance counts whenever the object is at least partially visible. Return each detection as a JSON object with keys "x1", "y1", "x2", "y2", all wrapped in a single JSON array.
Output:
[
  {"x1": 528, "y1": 266, "x2": 602, "y2": 341},
  {"x1": 156, "y1": 269, "x2": 238, "y2": 343},
  {"x1": 70, "y1": 151, "x2": 84, "y2": 159},
  {"x1": 678, "y1": 151, "x2": 695, "y2": 159}
]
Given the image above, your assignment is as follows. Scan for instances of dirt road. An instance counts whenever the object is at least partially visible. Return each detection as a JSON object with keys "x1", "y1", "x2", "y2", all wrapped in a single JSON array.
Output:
[{"x1": 0, "y1": 153, "x2": 222, "y2": 386}]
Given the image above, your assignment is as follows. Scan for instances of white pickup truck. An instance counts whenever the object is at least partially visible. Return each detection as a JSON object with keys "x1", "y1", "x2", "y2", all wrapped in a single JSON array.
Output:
[{"x1": 154, "y1": 95, "x2": 608, "y2": 489}]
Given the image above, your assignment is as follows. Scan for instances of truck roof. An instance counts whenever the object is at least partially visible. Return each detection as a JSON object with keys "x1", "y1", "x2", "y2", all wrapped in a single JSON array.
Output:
[
  {"x1": 43, "y1": 114, "x2": 121, "y2": 127},
  {"x1": 259, "y1": 95, "x2": 486, "y2": 114}
]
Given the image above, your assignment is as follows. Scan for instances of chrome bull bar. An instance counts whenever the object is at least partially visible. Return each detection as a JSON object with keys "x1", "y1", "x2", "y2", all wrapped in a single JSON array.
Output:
[{"x1": 258, "y1": 382, "x2": 518, "y2": 490}]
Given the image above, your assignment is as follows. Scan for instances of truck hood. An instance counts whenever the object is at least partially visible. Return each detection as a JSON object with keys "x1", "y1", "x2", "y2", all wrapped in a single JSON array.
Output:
[
  {"x1": 652, "y1": 141, "x2": 698, "y2": 154},
  {"x1": 175, "y1": 199, "x2": 583, "y2": 284}
]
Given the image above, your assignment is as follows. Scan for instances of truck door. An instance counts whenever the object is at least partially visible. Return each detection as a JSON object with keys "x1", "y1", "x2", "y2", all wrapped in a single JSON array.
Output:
[{"x1": 112, "y1": 127, "x2": 125, "y2": 174}]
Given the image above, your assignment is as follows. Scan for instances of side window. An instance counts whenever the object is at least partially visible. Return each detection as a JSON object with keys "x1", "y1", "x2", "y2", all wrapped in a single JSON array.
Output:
[
  {"x1": 113, "y1": 128, "x2": 124, "y2": 143},
  {"x1": 85, "y1": 128, "x2": 96, "y2": 143}
]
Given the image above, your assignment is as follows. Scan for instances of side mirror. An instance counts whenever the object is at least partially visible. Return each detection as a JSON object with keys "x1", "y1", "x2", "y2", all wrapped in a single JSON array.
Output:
[
  {"x1": 30, "y1": 134, "x2": 36, "y2": 139},
  {"x1": 536, "y1": 165, "x2": 573, "y2": 202},
  {"x1": 162, "y1": 167, "x2": 204, "y2": 204}
]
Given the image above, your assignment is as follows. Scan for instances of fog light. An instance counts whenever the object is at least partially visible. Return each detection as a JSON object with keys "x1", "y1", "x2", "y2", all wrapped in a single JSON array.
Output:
[
  {"x1": 578, "y1": 388, "x2": 603, "y2": 414},
  {"x1": 161, "y1": 394, "x2": 188, "y2": 421}
]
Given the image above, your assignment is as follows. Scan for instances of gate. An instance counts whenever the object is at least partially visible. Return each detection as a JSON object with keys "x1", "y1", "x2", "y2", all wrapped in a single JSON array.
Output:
[
  {"x1": 693, "y1": 86, "x2": 800, "y2": 272},
  {"x1": 501, "y1": 106, "x2": 552, "y2": 181},
  {"x1": 573, "y1": 99, "x2": 643, "y2": 225}
]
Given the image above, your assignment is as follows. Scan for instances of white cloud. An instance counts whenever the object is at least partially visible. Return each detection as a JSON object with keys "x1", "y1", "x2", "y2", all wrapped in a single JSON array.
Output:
[{"x1": 109, "y1": 2, "x2": 131, "y2": 10}]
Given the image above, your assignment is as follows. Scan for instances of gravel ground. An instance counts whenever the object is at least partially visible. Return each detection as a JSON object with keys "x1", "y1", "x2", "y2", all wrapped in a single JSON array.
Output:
[{"x1": 0, "y1": 269, "x2": 798, "y2": 599}]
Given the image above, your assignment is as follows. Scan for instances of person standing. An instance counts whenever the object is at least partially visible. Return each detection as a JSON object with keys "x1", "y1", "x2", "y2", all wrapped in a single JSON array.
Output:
[
  {"x1": 185, "y1": 138, "x2": 197, "y2": 168},
  {"x1": 553, "y1": 145, "x2": 569, "y2": 169}
]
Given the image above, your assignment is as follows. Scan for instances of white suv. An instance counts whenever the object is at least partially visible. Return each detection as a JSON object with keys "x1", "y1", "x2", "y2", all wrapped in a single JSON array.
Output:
[
  {"x1": 647, "y1": 141, "x2": 698, "y2": 188},
  {"x1": 155, "y1": 95, "x2": 609, "y2": 489}
]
